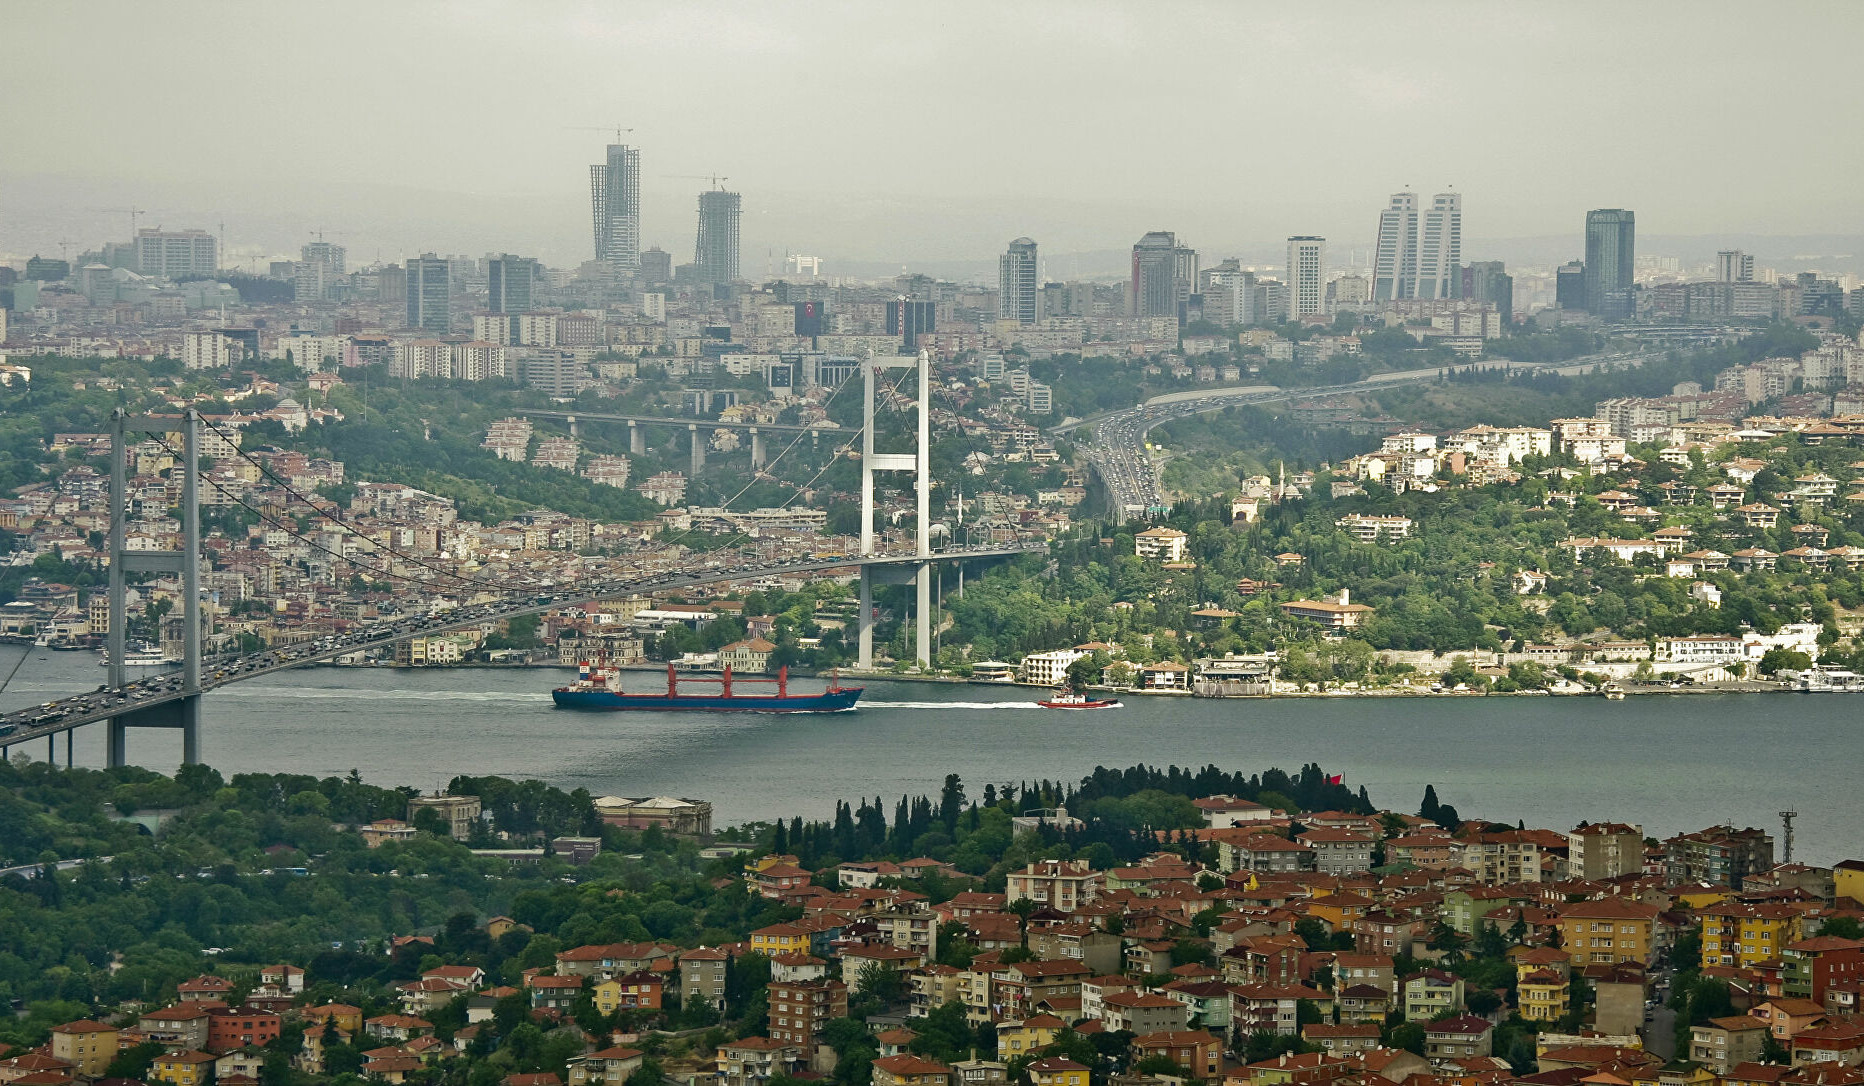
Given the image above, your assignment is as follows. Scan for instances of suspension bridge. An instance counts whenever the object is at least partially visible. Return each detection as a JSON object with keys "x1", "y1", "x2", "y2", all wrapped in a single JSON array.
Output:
[{"x1": 0, "y1": 352, "x2": 1039, "y2": 768}]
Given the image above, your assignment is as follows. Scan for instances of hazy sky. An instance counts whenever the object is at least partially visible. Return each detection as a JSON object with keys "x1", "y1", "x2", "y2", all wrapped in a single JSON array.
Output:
[{"x1": 5, "y1": 1, "x2": 1862, "y2": 273}]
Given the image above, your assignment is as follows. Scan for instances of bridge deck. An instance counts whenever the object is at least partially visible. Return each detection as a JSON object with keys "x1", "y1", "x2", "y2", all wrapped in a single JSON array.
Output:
[
  {"x1": 516, "y1": 409, "x2": 838, "y2": 435},
  {"x1": 0, "y1": 546, "x2": 1040, "y2": 750}
]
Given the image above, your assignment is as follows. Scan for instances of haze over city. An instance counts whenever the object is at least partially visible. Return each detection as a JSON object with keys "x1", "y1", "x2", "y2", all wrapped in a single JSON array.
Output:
[{"x1": 6, "y1": 0, "x2": 1864, "y2": 273}]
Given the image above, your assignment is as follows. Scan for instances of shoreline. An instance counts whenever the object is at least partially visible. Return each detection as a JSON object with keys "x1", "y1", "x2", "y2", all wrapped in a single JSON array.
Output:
[{"x1": 308, "y1": 658, "x2": 1797, "y2": 699}]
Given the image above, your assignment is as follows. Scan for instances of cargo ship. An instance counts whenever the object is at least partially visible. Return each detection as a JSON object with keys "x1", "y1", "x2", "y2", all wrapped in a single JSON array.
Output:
[{"x1": 553, "y1": 661, "x2": 862, "y2": 712}]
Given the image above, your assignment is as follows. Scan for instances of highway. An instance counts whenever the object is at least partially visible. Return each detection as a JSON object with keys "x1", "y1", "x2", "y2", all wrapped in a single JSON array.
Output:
[
  {"x1": 1058, "y1": 348, "x2": 1664, "y2": 517},
  {"x1": 0, "y1": 545, "x2": 1041, "y2": 753}
]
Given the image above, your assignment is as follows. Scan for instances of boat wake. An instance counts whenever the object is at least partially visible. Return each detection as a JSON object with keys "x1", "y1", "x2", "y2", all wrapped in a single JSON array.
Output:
[
  {"x1": 859, "y1": 701, "x2": 1040, "y2": 710},
  {"x1": 212, "y1": 686, "x2": 533, "y2": 703}
]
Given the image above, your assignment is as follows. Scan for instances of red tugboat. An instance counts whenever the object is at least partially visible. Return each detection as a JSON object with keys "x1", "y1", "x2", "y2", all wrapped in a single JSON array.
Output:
[
  {"x1": 554, "y1": 661, "x2": 862, "y2": 712},
  {"x1": 1036, "y1": 689, "x2": 1122, "y2": 710}
]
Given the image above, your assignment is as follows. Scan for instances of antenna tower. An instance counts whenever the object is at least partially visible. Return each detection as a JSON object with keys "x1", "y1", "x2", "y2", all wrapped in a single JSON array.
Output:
[{"x1": 1779, "y1": 810, "x2": 1797, "y2": 864}]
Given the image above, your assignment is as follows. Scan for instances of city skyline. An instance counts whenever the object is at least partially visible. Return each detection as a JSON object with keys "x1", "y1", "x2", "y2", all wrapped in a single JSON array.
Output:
[{"x1": 5, "y1": 2, "x2": 1864, "y2": 271}]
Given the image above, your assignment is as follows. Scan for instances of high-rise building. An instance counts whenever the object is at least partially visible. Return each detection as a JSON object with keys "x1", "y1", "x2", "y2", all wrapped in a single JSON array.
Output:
[
  {"x1": 1584, "y1": 209, "x2": 1636, "y2": 317},
  {"x1": 1371, "y1": 192, "x2": 1461, "y2": 301},
  {"x1": 1131, "y1": 231, "x2": 1196, "y2": 318},
  {"x1": 1285, "y1": 236, "x2": 1326, "y2": 319},
  {"x1": 25, "y1": 255, "x2": 70, "y2": 282},
  {"x1": 294, "y1": 239, "x2": 346, "y2": 303},
  {"x1": 1461, "y1": 261, "x2": 1513, "y2": 322},
  {"x1": 488, "y1": 254, "x2": 537, "y2": 314},
  {"x1": 886, "y1": 299, "x2": 938, "y2": 349},
  {"x1": 404, "y1": 254, "x2": 451, "y2": 333},
  {"x1": 302, "y1": 240, "x2": 346, "y2": 276},
  {"x1": 639, "y1": 246, "x2": 672, "y2": 286},
  {"x1": 1716, "y1": 250, "x2": 1754, "y2": 283},
  {"x1": 590, "y1": 143, "x2": 642, "y2": 275},
  {"x1": 694, "y1": 189, "x2": 742, "y2": 285},
  {"x1": 998, "y1": 237, "x2": 1040, "y2": 325},
  {"x1": 134, "y1": 228, "x2": 218, "y2": 279},
  {"x1": 1556, "y1": 262, "x2": 1587, "y2": 310}
]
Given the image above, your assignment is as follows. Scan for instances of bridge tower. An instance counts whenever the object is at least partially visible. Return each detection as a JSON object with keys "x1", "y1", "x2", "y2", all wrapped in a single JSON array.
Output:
[
  {"x1": 107, "y1": 408, "x2": 205, "y2": 767},
  {"x1": 857, "y1": 350, "x2": 932, "y2": 670},
  {"x1": 629, "y1": 420, "x2": 644, "y2": 454},
  {"x1": 749, "y1": 427, "x2": 766, "y2": 470},
  {"x1": 689, "y1": 424, "x2": 705, "y2": 475}
]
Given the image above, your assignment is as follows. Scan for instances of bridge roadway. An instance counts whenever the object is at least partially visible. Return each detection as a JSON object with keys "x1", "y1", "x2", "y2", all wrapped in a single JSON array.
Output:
[
  {"x1": 0, "y1": 545, "x2": 1040, "y2": 753},
  {"x1": 515, "y1": 409, "x2": 837, "y2": 435},
  {"x1": 1056, "y1": 348, "x2": 1666, "y2": 513}
]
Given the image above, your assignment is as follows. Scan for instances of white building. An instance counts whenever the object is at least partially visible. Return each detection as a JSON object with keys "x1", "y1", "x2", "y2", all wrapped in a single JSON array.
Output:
[
  {"x1": 1372, "y1": 192, "x2": 1461, "y2": 301},
  {"x1": 1286, "y1": 236, "x2": 1326, "y2": 318},
  {"x1": 1134, "y1": 526, "x2": 1188, "y2": 561},
  {"x1": 583, "y1": 455, "x2": 631, "y2": 488},
  {"x1": 999, "y1": 237, "x2": 1040, "y2": 325},
  {"x1": 182, "y1": 330, "x2": 239, "y2": 370},
  {"x1": 135, "y1": 228, "x2": 218, "y2": 278},
  {"x1": 1019, "y1": 648, "x2": 1088, "y2": 686},
  {"x1": 272, "y1": 334, "x2": 354, "y2": 371}
]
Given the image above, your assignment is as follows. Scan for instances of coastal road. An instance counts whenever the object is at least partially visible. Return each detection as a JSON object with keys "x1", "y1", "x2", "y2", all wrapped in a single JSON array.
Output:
[{"x1": 1059, "y1": 348, "x2": 1663, "y2": 517}]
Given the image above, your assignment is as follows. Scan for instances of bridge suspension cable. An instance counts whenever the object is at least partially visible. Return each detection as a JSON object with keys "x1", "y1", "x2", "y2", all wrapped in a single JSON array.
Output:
[
  {"x1": 146, "y1": 432, "x2": 496, "y2": 594},
  {"x1": 196, "y1": 416, "x2": 516, "y2": 593}
]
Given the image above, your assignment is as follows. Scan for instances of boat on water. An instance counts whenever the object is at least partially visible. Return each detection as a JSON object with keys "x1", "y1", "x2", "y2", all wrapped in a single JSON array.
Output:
[
  {"x1": 553, "y1": 661, "x2": 862, "y2": 712},
  {"x1": 1037, "y1": 690, "x2": 1123, "y2": 710},
  {"x1": 99, "y1": 642, "x2": 173, "y2": 667}
]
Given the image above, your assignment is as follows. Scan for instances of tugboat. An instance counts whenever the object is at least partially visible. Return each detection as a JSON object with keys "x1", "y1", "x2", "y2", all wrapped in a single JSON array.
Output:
[
  {"x1": 553, "y1": 660, "x2": 862, "y2": 712},
  {"x1": 1036, "y1": 688, "x2": 1123, "y2": 710}
]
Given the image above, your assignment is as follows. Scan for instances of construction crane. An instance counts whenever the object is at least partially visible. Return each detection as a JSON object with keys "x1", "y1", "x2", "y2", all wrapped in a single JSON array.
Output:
[
  {"x1": 665, "y1": 173, "x2": 731, "y2": 190},
  {"x1": 87, "y1": 206, "x2": 147, "y2": 232},
  {"x1": 563, "y1": 125, "x2": 635, "y2": 142}
]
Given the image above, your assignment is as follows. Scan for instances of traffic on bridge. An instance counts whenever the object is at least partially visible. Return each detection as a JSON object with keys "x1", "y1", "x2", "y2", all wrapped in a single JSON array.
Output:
[{"x1": 0, "y1": 545, "x2": 1041, "y2": 757}]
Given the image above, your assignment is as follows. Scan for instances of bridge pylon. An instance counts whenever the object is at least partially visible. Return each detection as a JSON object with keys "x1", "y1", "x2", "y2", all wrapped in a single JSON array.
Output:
[
  {"x1": 858, "y1": 350, "x2": 932, "y2": 670},
  {"x1": 107, "y1": 408, "x2": 205, "y2": 767}
]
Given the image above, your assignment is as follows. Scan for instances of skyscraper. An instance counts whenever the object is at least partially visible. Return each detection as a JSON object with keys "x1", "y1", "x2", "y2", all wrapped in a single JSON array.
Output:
[
  {"x1": 487, "y1": 254, "x2": 536, "y2": 314},
  {"x1": 1716, "y1": 250, "x2": 1754, "y2": 283},
  {"x1": 405, "y1": 254, "x2": 451, "y2": 333},
  {"x1": 1285, "y1": 237, "x2": 1326, "y2": 319},
  {"x1": 1131, "y1": 231, "x2": 1196, "y2": 318},
  {"x1": 1461, "y1": 260, "x2": 1513, "y2": 322},
  {"x1": 1371, "y1": 192, "x2": 1461, "y2": 301},
  {"x1": 295, "y1": 239, "x2": 346, "y2": 303},
  {"x1": 1584, "y1": 209, "x2": 1636, "y2": 317},
  {"x1": 998, "y1": 237, "x2": 1039, "y2": 325},
  {"x1": 694, "y1": 189, "x2": 742, "y2": 285},
  {"x1": 590, "y1": 143, "x2": 642, "y2": 276}
]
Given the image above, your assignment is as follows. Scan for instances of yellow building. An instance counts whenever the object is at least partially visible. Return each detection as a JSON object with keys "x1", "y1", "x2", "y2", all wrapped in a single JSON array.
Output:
[
  {"x1": 1699, "y1": 903, "x2": 1805, "y2": 969},
  {"x1": 1675, "y1": 887, "x2": 1734, "y2": 911},
  {"x1": 152, "y1": 1050, "x2": 218, "y2": 1086},
  {"x1": 1835, "y1": 860, "x2": 1864, "y2": 907},
  {"x1": 996, "y1": 1014, "x2": 1064, "y2": 1057},
  {"x1": 50, "y1": 1020, "x2": 119, "y2": 1077},
  {"x1": 749, "y1": 922, "x2": 811, "y2": 957},
  {"x1": 305, "y1": 1003, "x2": 365, "y2": 1035},
  {"x1": 1557, "y1": 897, "x2": 1660, "y2": 967},
  {"x1": 1517, "y1": 970, "x2": 1571, "y2": 1022},
  {"x1": 1028, "y1": 1058, "x2": 1089, "y2": 1086}
]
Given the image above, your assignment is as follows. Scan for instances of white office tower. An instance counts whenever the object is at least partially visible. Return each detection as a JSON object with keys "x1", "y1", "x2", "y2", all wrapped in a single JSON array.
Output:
[
  {"x1": 998, "y1": 237, "x2": 1039, "y2": 325},
  {"x1": 1717, "y1": 250, "x2": 1754, "y2": 283},
  {"x1": 1286, "y1": 236, "x2": 1326, "y2": 318},
  {"x1": 1372, "y1": 191, "x2": 1461, "y2": 300}
]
